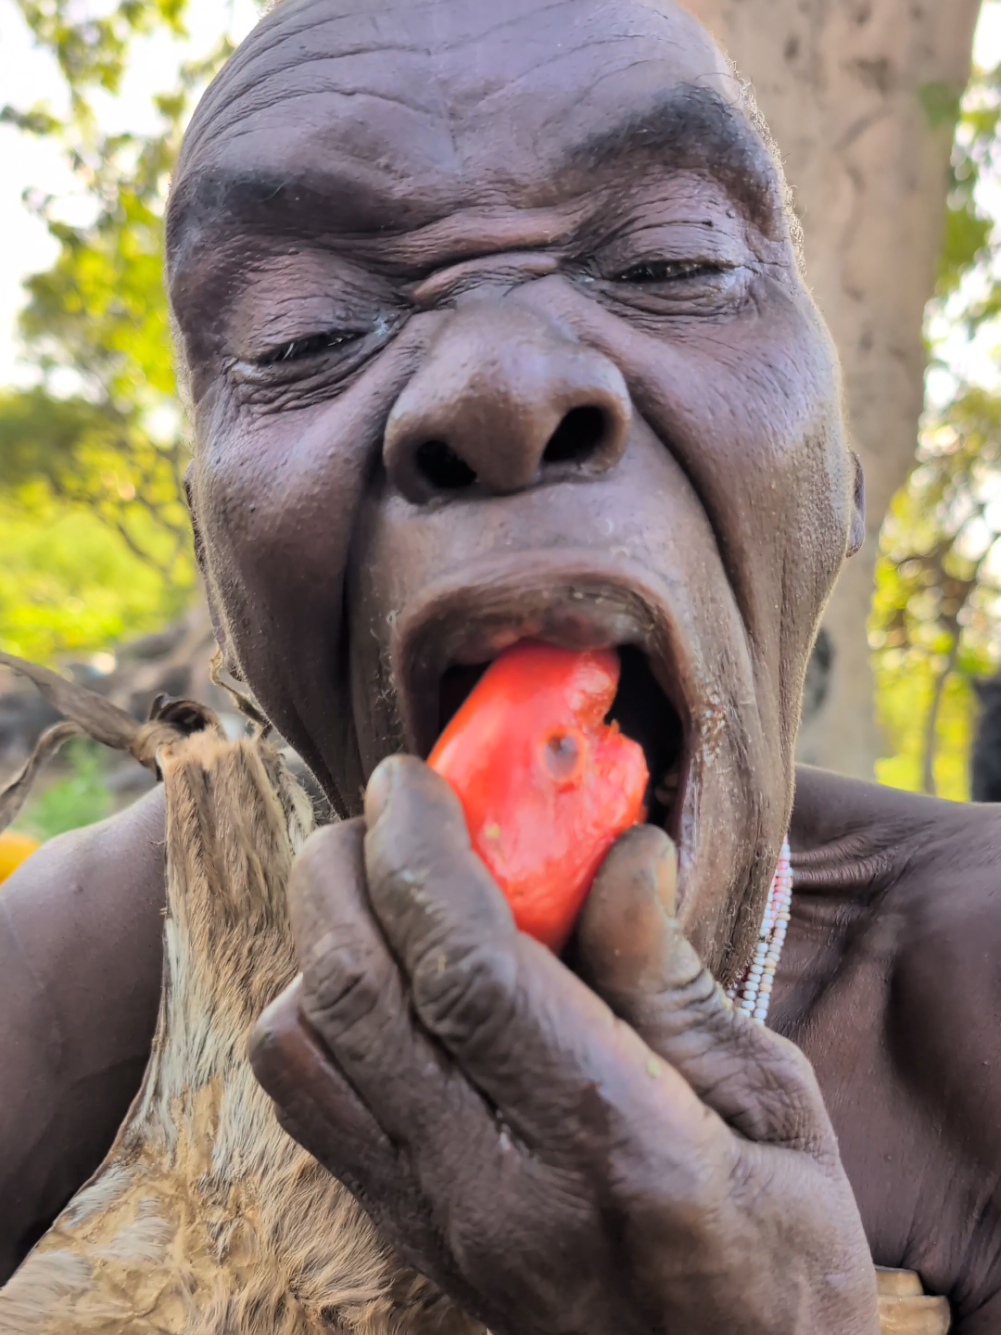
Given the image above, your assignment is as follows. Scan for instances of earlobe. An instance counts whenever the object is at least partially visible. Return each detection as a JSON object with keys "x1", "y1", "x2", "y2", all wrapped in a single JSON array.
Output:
[{"x1": 847, "y1": 452, "x2": 865, "y2": 557}]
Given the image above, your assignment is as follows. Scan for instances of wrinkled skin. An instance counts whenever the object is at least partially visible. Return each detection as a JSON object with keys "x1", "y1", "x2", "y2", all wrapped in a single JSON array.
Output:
[
  {"x1": 8, "y1": 775, "x2": 1001, "y2": 1327},
  {"x1": 251, "y1": 762, "x2": 876, "y2": 1334},
  {"x1": 168, "y1": 0, "x2": 857, "y2": 977},
  {"x1": 164, "y1": 0, "x2": 876, "y2": 1328},
  {"x1": 4, "y1": 0, "x2": 1001, "y2": 1329}
]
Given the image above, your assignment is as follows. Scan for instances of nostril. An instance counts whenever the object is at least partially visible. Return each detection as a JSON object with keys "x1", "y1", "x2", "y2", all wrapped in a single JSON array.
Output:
[
  {"x1": 542, "y1": 405, "x2": 609, "y2": 467},
  {"x1": 414, "y1": 439, "x2": 478, "y2": 491}
]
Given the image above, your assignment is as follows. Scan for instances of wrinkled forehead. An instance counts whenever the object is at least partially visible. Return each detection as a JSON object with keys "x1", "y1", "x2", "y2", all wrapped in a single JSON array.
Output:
[{"x1": 171, "y1": 0, "x2": 770, "y2": 240}]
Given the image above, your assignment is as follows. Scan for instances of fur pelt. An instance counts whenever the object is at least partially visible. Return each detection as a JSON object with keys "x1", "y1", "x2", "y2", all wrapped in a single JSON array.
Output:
[{"x1": 0, "y1": 723, "x2": 481, "y2": 1335}]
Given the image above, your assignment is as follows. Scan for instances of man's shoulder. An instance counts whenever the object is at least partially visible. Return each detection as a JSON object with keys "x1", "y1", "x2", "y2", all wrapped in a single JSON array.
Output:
[
  {"x1": 792, "y1": 762, "x2": 1001, "y2": 982},
  {"x1": 788, "y1": 768, "x2": 1001, "y2": 1292},
  {"x1": 792, "y1": 765, "x2": 1001, "y2": 1155},
  {"x1": 3, "y1": 781, "x2": 166, "y2": 906},
  {"x1": 792, "y1": 764, "x2": 1001, "y2": 909},
  {"x1": 1, "y1": 783, "x2": 167, "y2": 983},
  {"x1": 0, "y1": 786, "x2": 167, "y2": 1279}
]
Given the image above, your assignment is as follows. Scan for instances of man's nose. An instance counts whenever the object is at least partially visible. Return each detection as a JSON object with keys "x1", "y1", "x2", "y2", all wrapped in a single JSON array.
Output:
[{"x1": 383, "y1": 302, "x2": 631, "y2": 501}]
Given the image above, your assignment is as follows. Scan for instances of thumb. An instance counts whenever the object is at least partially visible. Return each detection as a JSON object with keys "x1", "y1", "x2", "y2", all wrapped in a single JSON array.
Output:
[{"x1": 575, "y1": 826, "x2": 830, "y2": 1152}]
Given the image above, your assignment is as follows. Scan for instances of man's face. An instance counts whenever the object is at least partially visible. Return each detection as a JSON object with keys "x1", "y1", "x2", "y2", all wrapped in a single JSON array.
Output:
[{"x1": 167, "y1": 0, "x2": 855, "y2": 975}]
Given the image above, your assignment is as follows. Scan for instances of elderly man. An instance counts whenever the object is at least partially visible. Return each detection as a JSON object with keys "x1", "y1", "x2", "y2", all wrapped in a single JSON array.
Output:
[{"x1": 1, "y1": 0, "x2": 1000, "y2": 1329}]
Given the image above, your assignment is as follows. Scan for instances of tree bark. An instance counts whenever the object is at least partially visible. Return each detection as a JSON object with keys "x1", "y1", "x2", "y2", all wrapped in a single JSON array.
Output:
[{"x1": 684, "y1": 0, "x2": 982, "y2": 777}]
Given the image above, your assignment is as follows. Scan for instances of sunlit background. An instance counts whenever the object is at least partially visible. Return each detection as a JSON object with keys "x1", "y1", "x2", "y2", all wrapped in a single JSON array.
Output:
[{"x1": 4, "y1": 0, "x2": 1001, "y2": 844}]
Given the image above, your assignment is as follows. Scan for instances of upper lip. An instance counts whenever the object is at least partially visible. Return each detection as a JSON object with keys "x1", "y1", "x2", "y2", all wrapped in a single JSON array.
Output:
[{"x1": 390, "y1": 551, "x2": 696, "y2": 762}]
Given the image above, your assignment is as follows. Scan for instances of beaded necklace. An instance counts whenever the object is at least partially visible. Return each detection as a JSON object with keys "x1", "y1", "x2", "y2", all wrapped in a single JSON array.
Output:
[{"x1": 725, "y1": 839, "x2": 793, "y2": 1026}]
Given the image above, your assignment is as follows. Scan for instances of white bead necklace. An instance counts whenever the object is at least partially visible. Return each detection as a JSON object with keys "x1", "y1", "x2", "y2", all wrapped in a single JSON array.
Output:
[{"x1": 725, "y1": 839, "x2": 793, "y2": 1026}]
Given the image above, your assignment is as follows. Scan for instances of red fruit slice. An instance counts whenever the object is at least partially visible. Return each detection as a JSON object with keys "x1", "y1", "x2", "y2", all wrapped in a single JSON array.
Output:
[{"x1": 428, "y1": 642, "x2": 649, "y2": 951}]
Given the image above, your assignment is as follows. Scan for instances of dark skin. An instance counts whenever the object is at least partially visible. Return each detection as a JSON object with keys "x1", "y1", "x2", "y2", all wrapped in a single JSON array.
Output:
[{"x1": 2, "y1": 0, "x2": 1001, "y2": 1327}]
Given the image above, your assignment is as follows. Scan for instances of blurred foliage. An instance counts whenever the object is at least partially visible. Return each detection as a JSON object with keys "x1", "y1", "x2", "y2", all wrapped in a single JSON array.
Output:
[
  {"x1": 13, "y1": 737, "x2": 112, "y2": 841},
  {"x1": 872, "y1": 53, "x2": 1001, "y2": 798},
  {"x1": 0, "y1": 1, "x2": 251, "y2": 662},
  {"x1": 872, "y1": 392, "x2": 1001, "y2": 797},
  {"x1": 4, "y1": 0, "x2": 1001, "y2": 801},
  {"x1": 0, "y1": 494, "x2": 189, "y2": 660}
]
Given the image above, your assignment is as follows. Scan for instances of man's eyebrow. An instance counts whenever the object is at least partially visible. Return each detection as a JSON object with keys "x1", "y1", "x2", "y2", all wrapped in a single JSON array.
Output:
[
  {"x1": 166, "y1": 85, "x2": 782, "y2": 257},
  {"x1": 562, "y1": 84, "x2": 781, "y2": 228},
  {"x1": 166, "y1": 166, "x2": 407, "y2": 254}
]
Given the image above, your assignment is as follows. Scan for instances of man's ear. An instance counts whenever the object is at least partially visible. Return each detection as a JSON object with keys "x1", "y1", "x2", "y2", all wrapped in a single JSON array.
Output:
[{"x1": 847, "y1": 452, "x2": 865, "y2": 557}]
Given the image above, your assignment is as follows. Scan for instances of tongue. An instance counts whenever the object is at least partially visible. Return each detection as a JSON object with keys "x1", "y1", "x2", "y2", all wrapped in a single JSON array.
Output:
[{"x1": 428, "y1": 641, "x2": 649, "y2": 952}]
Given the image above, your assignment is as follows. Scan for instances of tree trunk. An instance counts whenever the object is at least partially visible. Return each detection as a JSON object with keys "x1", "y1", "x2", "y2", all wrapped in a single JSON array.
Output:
[{"x1": 684, "y1": 0, "x2": 982, "y2": 777}]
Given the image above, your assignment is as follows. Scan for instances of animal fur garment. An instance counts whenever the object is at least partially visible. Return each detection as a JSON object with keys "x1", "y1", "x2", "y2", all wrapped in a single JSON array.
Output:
[
  {"x1": 0, "y1": 656, "x2": 949, "y2": 1335},
  {"x1": 0, "y1": 685, "x2": 480, "y2": 1335}
]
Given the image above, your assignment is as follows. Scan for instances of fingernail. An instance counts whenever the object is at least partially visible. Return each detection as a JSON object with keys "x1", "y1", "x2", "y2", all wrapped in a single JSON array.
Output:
[{"x1": 365, "y1": 755, "x2": 397, "y2": 824}]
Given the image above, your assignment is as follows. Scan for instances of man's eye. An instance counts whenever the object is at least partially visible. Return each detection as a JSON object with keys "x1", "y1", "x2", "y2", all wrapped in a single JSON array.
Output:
[
  {"x1": 255, "y1": 329, "x2": 361, "y2": 366},
  {"x1": 614, "y1": 260, "x2": 723, "y2": 284}
]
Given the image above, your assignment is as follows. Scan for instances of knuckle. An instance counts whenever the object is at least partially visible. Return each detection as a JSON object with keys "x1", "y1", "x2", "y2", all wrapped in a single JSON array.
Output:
[
  {"x1": 669, "y1": 965, "x2": 724, "y2": 1028},
  {"x1": 411, "y1": 937, "x2": 519, "y2": 1049},
  {"x1": 631, "y1": 964, "x2": 730, "y2": 1051},
  {"x1": 736, "y1": 1030, "x2": 832, "y2": 1147},
  {"x1": 631, "y1": 974, "x2": 833, "y2": 1147},
  {"x1": 301, "y1": 936, "x2": 392, "y2": 1049}
]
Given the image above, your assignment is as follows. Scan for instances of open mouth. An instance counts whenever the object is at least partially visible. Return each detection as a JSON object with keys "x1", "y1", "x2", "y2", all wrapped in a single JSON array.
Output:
[
  {"x1": 394, "y1": 573, "x2": 693, "y2": 840},
  {"x1": 438, "y1": 646, "x2": 685, "y2": 830}
]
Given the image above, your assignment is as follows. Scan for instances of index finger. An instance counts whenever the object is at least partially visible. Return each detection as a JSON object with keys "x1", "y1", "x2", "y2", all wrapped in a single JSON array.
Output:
[{"x1": 363, "y1": 755, "x2": 727, "y2": 1168}]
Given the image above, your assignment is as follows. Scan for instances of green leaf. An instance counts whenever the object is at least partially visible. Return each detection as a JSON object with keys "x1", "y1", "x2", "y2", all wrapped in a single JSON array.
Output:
[
  {"x1": 14, "y1": 739, "x2": 113, "y2": 841},
  {"x1": 937, "y1": 201, "x2": 991, "y2": 295},
  {"x1": 0, "y1": 0, "x2": 251, "y2": 660}
]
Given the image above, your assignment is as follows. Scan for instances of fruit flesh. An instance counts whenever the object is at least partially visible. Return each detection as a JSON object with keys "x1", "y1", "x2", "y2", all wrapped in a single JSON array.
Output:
[
  {"x1": 428, "y1": 642, "x2": 649, "y2": 951},
  {"x1": 0, "y1": 831, "x2": 40, "y2": 884}
]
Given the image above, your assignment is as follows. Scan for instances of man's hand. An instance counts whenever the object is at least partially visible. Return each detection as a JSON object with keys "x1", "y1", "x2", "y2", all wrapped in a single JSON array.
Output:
[{"x1": 249, "y1": 755, "x2": 879, "y2": 1335}]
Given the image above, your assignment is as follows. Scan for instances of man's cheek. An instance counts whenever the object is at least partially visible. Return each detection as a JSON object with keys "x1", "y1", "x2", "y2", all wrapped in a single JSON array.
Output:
[{"x1": 191, "y1": 317, "x2": 433, "y2": 582}]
